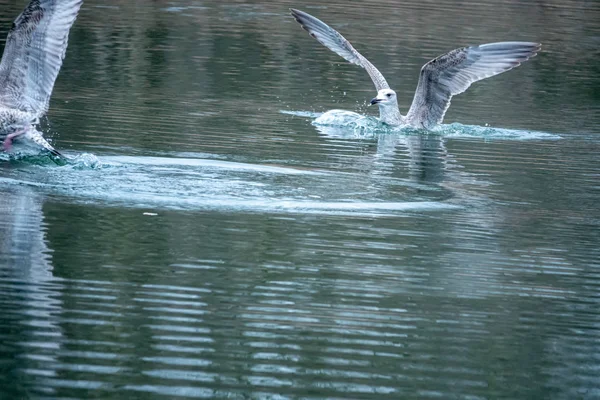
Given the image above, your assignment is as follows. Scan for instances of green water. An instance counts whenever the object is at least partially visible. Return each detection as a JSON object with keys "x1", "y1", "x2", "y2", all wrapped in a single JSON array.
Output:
[{"x1": 1, "y1": 0, "x2": 599, "y2": 399}]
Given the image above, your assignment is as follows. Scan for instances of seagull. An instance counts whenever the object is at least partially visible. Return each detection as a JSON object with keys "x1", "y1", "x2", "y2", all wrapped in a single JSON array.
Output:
[
  {"x1": 290, "y1": 9, "x2": 540, "y2": 129},
  {"x1": 0, "y1": 0, "x2": 83, "y2": 158}
]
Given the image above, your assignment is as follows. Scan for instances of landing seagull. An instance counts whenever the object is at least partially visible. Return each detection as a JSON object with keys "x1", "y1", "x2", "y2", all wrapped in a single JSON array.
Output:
[
  {"x1": 290, "y1": 9, "x2": 540, "y2": 129},
  {"x1": 0, "y1": 0, "x2": 83, "y2": 157}
]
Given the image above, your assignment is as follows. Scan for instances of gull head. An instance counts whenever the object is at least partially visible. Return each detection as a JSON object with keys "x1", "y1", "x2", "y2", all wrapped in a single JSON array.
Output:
[{"x1": 370, "y1": 89, "x2": 397, "y2": 108}]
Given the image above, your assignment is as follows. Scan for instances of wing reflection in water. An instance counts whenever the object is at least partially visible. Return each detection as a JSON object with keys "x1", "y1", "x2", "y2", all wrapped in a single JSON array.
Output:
[
  {"x1": 378, "y1": 133, "x2": 449, "y2": 186},
  {"x1": 1, "y1": 188, "x2": 53, "y2": 276},
  {"x1": 0, "y1": 187, "x2": 64, "y2": 397}
]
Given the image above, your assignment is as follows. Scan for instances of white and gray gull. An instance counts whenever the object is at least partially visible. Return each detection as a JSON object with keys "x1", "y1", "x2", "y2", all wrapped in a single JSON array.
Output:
[
  {"x1": 290, "y1": 9, "x2": 541, "y2": 129},
  {"x1": 0, "y1": 0, "x2": 83, "y2": 157}
]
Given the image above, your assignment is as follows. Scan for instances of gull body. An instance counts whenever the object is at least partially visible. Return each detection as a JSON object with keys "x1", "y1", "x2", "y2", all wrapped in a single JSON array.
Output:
[
  {"x1": 290, "y1": 9, "x2": 540, "y2": 129},
  {"x1": 0, "y1": 0, "x2": 83, "y2": 157}
]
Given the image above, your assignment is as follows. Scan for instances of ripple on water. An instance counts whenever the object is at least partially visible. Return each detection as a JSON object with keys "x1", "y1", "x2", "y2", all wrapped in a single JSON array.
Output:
[
  {"x1": 1, "y1": 211, "x2": 598, "y2": 399},
  {"x1": 1, "y1": 153, "x2": 458, "y2": 215}
]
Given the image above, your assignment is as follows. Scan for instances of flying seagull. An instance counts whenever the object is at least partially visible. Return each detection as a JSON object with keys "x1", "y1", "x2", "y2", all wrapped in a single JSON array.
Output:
[
  {"x1": 0, "y1": 0, "x2": 83, "y2": 157},
  {"x1": 290, "y1": 9, "x2": 540, "y2": 129}
]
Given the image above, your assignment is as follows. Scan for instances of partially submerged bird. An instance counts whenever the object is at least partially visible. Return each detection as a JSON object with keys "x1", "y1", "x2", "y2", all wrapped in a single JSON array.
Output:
[
  {"x1": 290, "y1": 9, "x2": 541, "y2": 129},
  {"x1": 0, "y1": 0, "x2": 83, "y2": 158}
]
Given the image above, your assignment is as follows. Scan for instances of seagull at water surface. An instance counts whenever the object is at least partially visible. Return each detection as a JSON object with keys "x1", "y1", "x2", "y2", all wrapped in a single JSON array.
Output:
[
  {"x1": 0, "y1": 0, "x2": 83, "y2": 158},
  {"x1": 290, "y1": 8, "x2": 541, "y2": 129}
]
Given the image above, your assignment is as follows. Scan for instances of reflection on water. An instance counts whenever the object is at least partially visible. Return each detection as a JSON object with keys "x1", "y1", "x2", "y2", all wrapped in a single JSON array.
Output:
[
  {"x1": 1, "y1": 0, "x2": 599, "y2": 398},
  {"x1": 1, "y1": 188, "x2": 53, "y2": 278},
  {"x1": 0, "y1": 188, "x2": 65, "y2": 397}
]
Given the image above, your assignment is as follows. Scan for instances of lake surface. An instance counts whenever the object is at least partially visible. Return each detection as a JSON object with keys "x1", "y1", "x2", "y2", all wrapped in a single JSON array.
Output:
[{"x1": 1, "y1": 0, "x2": 599, "y2": 398}]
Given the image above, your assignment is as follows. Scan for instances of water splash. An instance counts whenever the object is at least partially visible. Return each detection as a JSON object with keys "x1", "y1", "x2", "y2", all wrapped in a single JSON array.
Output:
[
  {"x1": 280, "y1": 110, "x2": 323, "y2": 118},
  {"x1": 282, "y1": 110, "x2": 561, "y2": 140},
  {"x1": 64, "y1": 153, "x2": 104, "y2": 170},
  {"x1": 437, "y1": 123, "x2": 562, "y2": 140},
  {"x1": 314, "y1": 110, "x2": 382, "y2": 130}
]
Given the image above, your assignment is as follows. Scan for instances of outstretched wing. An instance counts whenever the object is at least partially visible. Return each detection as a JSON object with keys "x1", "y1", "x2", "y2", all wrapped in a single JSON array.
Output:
[
  {"x1": 290, "y1": 8, "x2": 390, "y2": 92},
  {"x1": 406, "y1": 42, "x2": 541, "y2": 129},
  {"x1": 0, "y1": 0, "x2": 83, "y2": 117}
]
